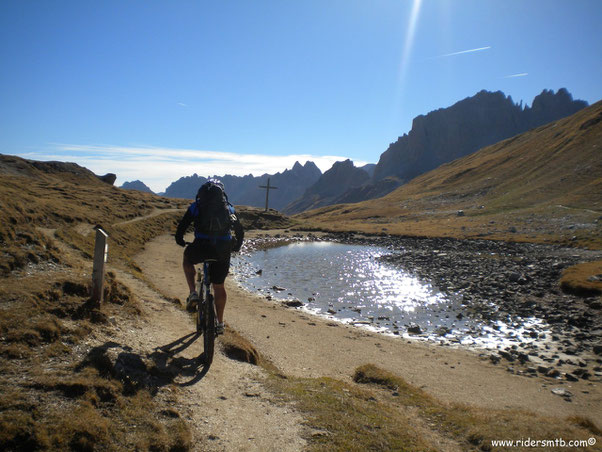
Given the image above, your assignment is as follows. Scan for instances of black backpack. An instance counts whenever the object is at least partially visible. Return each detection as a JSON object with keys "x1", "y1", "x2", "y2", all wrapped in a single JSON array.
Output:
[{"x1": 194, "y1": 180, "x2": 232, "y2": 237}]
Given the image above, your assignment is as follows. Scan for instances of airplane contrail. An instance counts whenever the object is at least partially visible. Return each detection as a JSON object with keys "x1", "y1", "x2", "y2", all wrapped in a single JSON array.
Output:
[
  {"x1": 503, "y1": 73, "x2": 529, "y2": 78},
  {"x1": 433, "y1": 46, "x2": 491, "y2": 58}
]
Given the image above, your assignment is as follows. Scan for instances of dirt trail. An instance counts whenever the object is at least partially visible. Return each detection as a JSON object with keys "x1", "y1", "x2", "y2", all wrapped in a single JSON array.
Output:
[
  {"x1": 114, "y1": 208, "x2": 184, "y2": 226},
  {"x1": 39, "y1": 225, "x2": 308, "y2": 451},
  {"x1": 103, "y1": 269, "x2": 307, "y2": 452},
  {"x1": 136, "y1": 233, "x2": 601, "y2": 422}
]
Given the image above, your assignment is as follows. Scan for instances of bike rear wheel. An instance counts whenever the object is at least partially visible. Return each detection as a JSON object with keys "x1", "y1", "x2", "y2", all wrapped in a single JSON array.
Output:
[{"x1": 203, "y1": 293, "x2": 216, "y2": 365}]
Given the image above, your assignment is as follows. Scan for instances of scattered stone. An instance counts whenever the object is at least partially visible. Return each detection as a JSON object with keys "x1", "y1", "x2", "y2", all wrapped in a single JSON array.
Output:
[
  {"x1": 509, "y1": 272, "x2": 521, "y2": 282},
  {"x1": 435, "y1": 326, "x2": 451, "y2": 336},
  {"x1": 283, "y1": 300, "x2": 303, "y2": 308},
  {"x1": 407, "y1": 323, "x2": 422, "y2": 334},
  {"x1": 551, "y1": 388, "x2": 573, "y2": 399},
  {"x1": 517, "y1": 352, "x2": 530, "y2": 364},
  {"x1": 572, "y1": 368, "x2": 591, "y2": 379},
  {"x1": 564, "y1": 373, "x2": 579, "y2": 382}
]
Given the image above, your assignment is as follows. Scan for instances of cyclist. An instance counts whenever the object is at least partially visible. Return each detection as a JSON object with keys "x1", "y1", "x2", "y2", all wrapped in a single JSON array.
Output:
[{"x1": 175, "y1": 179, "x2": 244, "y2": 334}]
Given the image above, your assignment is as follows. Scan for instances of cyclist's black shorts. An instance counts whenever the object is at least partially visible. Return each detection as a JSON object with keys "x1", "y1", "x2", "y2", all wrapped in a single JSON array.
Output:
[{"x1": 184, "y1": 239, "x2": 231, "y2": 284}]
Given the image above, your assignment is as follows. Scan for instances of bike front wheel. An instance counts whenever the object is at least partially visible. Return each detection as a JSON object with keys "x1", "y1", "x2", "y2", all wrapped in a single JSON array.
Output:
[
  {"x1": 203, "y1": 293, "x2": 216, "y2": 365},
  {"x1": 195, "y1": 294, "x2": 203, "y2": 334}
]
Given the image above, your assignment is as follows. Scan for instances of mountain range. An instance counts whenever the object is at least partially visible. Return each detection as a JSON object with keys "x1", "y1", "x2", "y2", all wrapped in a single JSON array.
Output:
[
  {"x1": 130, "y1": 88, "x2": 588, "y2": 213},
  {"x1": 162, "y1": 161, "x2": 322, "y2": 210},
  {"x1": 283, "y1": 88, "x2": 588, "y2": 213},
  {"x1": 296, "y1": 98, "x2": 602, "y2": 248}
]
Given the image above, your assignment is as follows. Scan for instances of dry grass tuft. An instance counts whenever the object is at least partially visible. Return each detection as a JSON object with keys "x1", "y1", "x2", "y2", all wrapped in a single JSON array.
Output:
[
  {"x1": 560, "y1": 260, "x2": 602, "y2": 297},
  {"x1": 221, "y1": 327, "x2": 261, "y2": 364},
  {"x1": 220, "y1": 327, "x2": 280, "y2": 373},
  {"x1": 567, "y1": 416, "x2": 602, "y2": 436},
  {"x1": 353, "y1": 363, "x2": 403, "y2": 390}
]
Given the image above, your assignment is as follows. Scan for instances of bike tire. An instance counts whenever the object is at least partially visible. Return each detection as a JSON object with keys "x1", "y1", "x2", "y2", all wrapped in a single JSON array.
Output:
[
  {"x1": 195, "y1": 278, "x2": 203, "y2": 334},
  {"x1": 203, "y1": 293, "x2": 216, "y2": 365},
  {"x1": 195, "y1": 295, "x2": 203, "y2": 334}
]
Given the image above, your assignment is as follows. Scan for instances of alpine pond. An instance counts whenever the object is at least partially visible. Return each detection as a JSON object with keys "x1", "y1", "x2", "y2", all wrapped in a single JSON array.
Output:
[{"x1": 232, "y1": 240, "x2": 551, "y2": 350}]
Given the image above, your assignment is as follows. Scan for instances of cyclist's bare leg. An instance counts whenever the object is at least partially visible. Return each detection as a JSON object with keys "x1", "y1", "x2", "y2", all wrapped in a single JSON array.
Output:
[
  {"x1": 213, "y1": 283, "x2": 227, "y2": 323},
  {"x1": 183, "y1": 255, "x2": 196, "y2": 294}
]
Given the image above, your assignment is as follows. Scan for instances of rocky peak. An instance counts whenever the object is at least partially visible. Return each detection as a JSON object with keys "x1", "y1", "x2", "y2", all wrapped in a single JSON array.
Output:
[
  {"x1": 121, "y1": 180, "x2": 154, "y2": 193},
  {"x1": 528, "y1": 88, "x2": 588, "y2": 127},
  {"x1": 283, "y1": 159, "x2": 369, "y2": 213},
  {"x1": 373, "y1": 88, "x2": 588, "y2": 183}
]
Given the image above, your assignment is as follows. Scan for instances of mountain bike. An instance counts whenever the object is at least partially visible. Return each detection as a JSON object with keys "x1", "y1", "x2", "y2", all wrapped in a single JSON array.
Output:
[{"x1": 195, "y1": 259, "x2": 218, "y2": 365}]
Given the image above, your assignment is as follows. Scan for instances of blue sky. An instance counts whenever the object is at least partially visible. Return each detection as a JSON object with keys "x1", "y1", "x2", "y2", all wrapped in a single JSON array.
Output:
[{"x1": 1, "y1": 0, "x2": 600, "y2": 192}]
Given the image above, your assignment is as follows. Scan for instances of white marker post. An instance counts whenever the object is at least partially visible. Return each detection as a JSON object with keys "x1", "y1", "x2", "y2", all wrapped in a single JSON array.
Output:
[{"x1": 91, "y1": 228, "x2": 108, "y2": 307}]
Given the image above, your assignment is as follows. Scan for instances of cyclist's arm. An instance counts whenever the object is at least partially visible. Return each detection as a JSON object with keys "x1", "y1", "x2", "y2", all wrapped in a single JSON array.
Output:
[{"x1": 175, "y1": 208, "x2": 194, "y2": 246}]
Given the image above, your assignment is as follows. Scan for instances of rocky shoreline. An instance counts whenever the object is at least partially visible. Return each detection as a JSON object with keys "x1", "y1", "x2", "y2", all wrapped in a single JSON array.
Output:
[{"x1": 240, "y1": 231, "x2": 602, "y2": 385}]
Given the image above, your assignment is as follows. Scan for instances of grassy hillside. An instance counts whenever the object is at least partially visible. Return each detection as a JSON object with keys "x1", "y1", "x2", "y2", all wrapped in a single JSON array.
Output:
[
  {"x1": 0, "y1": 156, "x2": 195, "y2": 450},
  {"x1": 297, "y1": 101, "x2": 602, "y2": 249},
  {"x1": 0, "y1": 155, "x2": 296, "y2": 450}
]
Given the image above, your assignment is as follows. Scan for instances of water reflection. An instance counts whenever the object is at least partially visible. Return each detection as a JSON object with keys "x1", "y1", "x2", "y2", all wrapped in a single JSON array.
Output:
[
  {"x1": 234, "y1": 242, "x2": 454, "y2": 328},
  {"x1": 231, "y1": 241, "x2": 551, "y2": 351}
]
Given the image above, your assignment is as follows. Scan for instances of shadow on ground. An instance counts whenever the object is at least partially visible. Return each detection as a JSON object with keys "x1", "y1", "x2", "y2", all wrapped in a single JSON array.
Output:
[{"x1": 79, "y1": 334, "x2": 212, "y2": 392}]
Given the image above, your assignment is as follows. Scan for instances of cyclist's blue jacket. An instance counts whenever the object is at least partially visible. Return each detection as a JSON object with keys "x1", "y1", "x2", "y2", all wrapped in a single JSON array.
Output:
[{"x1": 175, "y1": 201, "x2": 244, "y2": 250}]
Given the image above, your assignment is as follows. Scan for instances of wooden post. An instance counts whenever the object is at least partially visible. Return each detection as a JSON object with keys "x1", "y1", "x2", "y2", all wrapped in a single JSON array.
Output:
[
  {"x1": 258, "y1": 177, "x2": 278, "y2": 211},
  {"x1": 91, "y1": 228, "x2": 108, "y2": 306}
]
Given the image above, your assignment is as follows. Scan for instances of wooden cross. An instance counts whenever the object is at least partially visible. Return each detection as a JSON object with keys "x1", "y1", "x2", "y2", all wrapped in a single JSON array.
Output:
[{"x1": 259, "y1": 177, "x2": 278, "y2": 211}]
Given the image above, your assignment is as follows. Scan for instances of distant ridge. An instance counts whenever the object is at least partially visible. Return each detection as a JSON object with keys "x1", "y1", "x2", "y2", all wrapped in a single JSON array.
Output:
[
  {"x1": 0, "y1": 154, "x2": 115, "y2": 185},
  {"x1": 121, "y1": 180, "x2": 154, "y2": 194},
  {"x1": 283, "y1": 159, "x2": 370, "y2": 214},
  {"x1": 164, "y1": 161, "x2": 322, "y2": 210}
]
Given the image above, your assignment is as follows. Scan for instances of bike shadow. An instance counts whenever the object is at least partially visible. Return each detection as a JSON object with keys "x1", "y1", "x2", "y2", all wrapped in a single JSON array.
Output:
[
  {"x1": 78, "y1": 334, "x2": 213, "y2": 393},
  {"x1": 150, "y1": 332, "x2": 213, "y2": 386}
]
